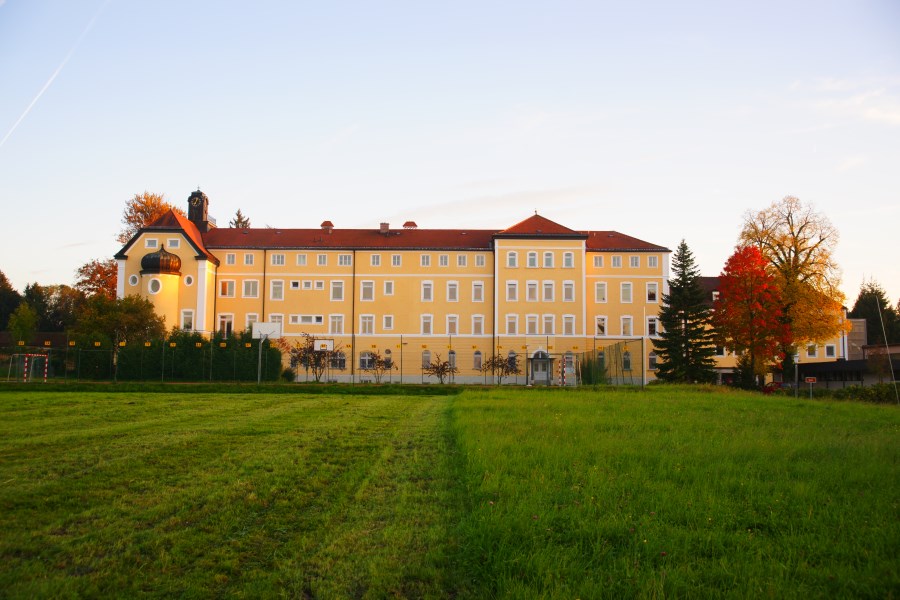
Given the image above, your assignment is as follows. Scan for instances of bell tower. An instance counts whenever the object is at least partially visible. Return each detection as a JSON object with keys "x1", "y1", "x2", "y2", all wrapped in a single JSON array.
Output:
[{"x1": 187, "y1": 189, "x2": 211, "y2": 232}]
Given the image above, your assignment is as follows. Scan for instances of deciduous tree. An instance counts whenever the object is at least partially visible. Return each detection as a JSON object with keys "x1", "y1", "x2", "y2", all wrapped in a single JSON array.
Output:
[
  {"x1": 423, "y1": 353, "x2": 458, "y2": 384},
  {"x1": 653, "y1": 240, "x2": 717, "y2": 383},
  {"x1": 69, "y1": 295, "x2": 166, "y2": 344},
  {"x1": 23, "y1": 284, "x2": 84, "y2": 332},
  {"x1": 713, "y1": 245, "x2": 790, "y2": 387},
  {"x1": 74, "y1": 258, "x2": 118, "y2": 299},
  {"x1": 117, "y1": 191, "x2": 183, "y2": 244},
  {"x1": 359, "y1": 351, "x2": 396, "y2": 383},
  {"x1": 278, "y1": 333, "x2": 344, "y2": 382},
  {"x1": 481, "y1": 352, "x2": 522, "y2": 385},
  {"x1": 8, "y1": 303, "x2": 37, "y2": 343},
  {"x1": 0, "y1": 270, "x2": 22, "y2": 331}
]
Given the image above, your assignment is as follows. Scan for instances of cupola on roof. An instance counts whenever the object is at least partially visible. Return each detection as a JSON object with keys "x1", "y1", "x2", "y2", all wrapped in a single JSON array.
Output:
[{"x1": 140, "y1": 244, "x2": 182, "y2": 275}]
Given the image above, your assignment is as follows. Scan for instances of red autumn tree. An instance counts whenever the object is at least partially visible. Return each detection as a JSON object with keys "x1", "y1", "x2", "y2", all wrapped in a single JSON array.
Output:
[
  {"x1": 74, "y1": 258, "x2": 118, "y2": 300},
  {"x1": 713, "y1": 245, "x2": 790, "y2": 387}
]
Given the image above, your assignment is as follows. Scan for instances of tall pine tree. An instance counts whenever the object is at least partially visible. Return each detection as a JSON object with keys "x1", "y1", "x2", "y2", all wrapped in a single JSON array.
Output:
[{"x1": 654, "y1": 240, "x2": 717, "y2": 383}]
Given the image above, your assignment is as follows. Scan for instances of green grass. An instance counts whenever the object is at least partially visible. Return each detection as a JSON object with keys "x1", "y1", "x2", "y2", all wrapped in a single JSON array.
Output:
[{"x1": 0, "y1": 387, "x2": 897, "y2": 598}]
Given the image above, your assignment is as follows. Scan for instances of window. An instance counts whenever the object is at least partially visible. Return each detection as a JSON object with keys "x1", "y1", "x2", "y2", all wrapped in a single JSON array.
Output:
[
  {"x1": 712, "y1": 291, "x2": 720, "y2": 302},
  {"x1": 595, "y1": 316, "x2": 607, "y2": 336},
  {"x1": 392, "y1": 254, "x2": 401, "y2": 267},
  {"x1": 563, "y1": 281, "x2": 575, "y2": 302},
  {"x1": 246, "y1": 313, "x2": 258, "y2": 330},
  {"x1": 623, "y1": 351, "x2": 632, "y2": 371},
  {"x1": 648, "y1": 256, "x2": 658, "y2": 268},
  {"x1": 330, "y1": 351, "x2": 346, "y2": 370},
  {"x1": 648, "y1": 352, "x2": 658, "y2": 370},
  {"x1": 421, "y1": 254, "x2": 431, "y2": 267},
  {"x1": 473, "y1": 351, "x2": 483, "y2": 370},
  {"x1": 630, "y1": 256, "x2": 639, "y2": 268},
  {"x1": 506, "y1": 281, "x2": 518, "y2": 302},
  {"x1": 621, "y1": 316, "x2": 633, "y2": 336},
  {"x1": 314, "y1": 281, "x2": 324, "y2": 290},
  {"x1": 448, "y1": 350, "x2": 457, "y2": 369},
  {"x1": 647, "y1": 317, "x2": 658, "y2": 336},
  {"x1": 507, "y1": 252, "x2": 518, "y2": 268},
  {"x1": 543, "y1": 281, "x2": 554, "y2": 302},
  {"x1": 447, "y1": 315, "x2": 458, "y2": 335},
  {"x1": 271, "y1": 280, "x2": 284, "y2": 301},
  {"x1": 563, "y1": 252, "x2": 574, "y2": 268},
  {"x1": 506, "y1": 314, "x2": 518, "y2": 335},
  {"x1": 593, "y1": 255, "x2": 603, "y2": 268},
  {"x1": 181, "y1": 310, "x2": 194, "y2": 330},
  {"x1": 527, "y1": 281, "x2": 538, "y2": 302},
  {"x1": 271, "y1": 254, "x2": 285, "y2": 266},
  {"x1": 383, "y1": 315, "x2": 394, "y2": 330},
  {"x1": 621, "y1": 282, "x2": 633, "y2": 303},
  {"x1": 507, "y1": 351, "x2": 518, "y2": 371},
  {"x1": 472, "y1": 315, "x2": 484, "y2": 336},
  {"x1": 218, "y1": 314, "x2": 233, "y2": 336},
  {"x1": 128, "y1": 274, "x2": 138, "y2": 286},
  {"x1": 338, "y1": 254, "x2": 352, "y2": 266},
  {"x1": 421, "y1": 315, "x2": 433, "y2": 335},
  {"x1": 331, "y1": 281, "x2": 344, "y2": 301},
  {"x1": 716, "y1": 346, "x2": 727, "y2": 356},
  {"x1": 458, "y1": 255, "x2": 467, "y2": 267},
  {"x1": 299, "y1": 280, "x2": 311, "y2": 290},
  {"x1": 148, "y1": 279, "x2": 162, "y2": 294},
  {"x1": 370, "y1": 254, "x2": 381, "y2": 267},
  {"x1": 646, "y1": 282, "x2": 658, "y2": 303},
  {"x1": 439, "y1": 254, "x2": 449, "y2": 267},
  {"x1": 447, "y1": 282, "x2": 458, "y2": 302},
  {"x1": 269, "y1": 314, "x2": 283, "y2": 328},
  {"x1": 167, "y1": 238, "x2": 180, "y2": 249},
  {"x1": 289, "y1": 280, "x2": 300, "y2": 290},
  {"x1": 244, "y1": 253, "x2": 254, "y2": 266},
  {"x1": 422, "y1": 350, "x2": 431, "y2": 368},
  {"x1": 296, "y1": 254, "x2": 307, "y2": 266},
  {"x1": 290, "y1": 315, "x2": 324, "y2": 325},
  {"x1": 475, "y1": 254, "x2": 486, "y2": 267},
  {"x1": 329, "y1": 315, "x2": 343, "y2": 334},
  {"x1": 226, "y1": 253, "x2": 235, "y2": 265},
  {"x1": 145, "y1": 239, "x2": 158, "y2": 249},
  {"x1": 595, "y1": 281, "x2": 607, "y2": 303},
  {"x1": 527, "y1": 314, "x2": 539, "y2": 335},
  {"x1": 242, "y1": 280, "x2": 259, "y2": 298},
  {"x1": 527, "y1": 252, "x2": 538, "y2": 268},
  {"x1": 543, "y1": 315, "x2": 554, "y2": 335},
  {"x1": 807, "y1": 344, "x2": 817, "y2": 358},
  {"x1": 563, "y1": 315, "x2": 575, "y2": 336},
  {"x1": 359, "y1": 351, "x2": 375, "y2": 370},
  {"x1": 361, "y1": 281, "x2": 374, "y2": 301},
  {"x1": 543, "y1": 252, "x2": 554, "y2": 268},
  {"x1": 826, "y1": 345, "x2": 836, "y2": 358},
  {"x1": 360, "y1": 315, "x2": 374, "y2": 335},
  {"x1": 219, "y1": 280, "x2": 235, "y2": 297},
  {"x1": 184, "y1": 275, "x2": 194, "y2": 286},
  {"x1": 318, "y1": 254, "x2": 327, "y2": 266},
  {"x1": 421, "y1": 281, "x2": 433, "y2": 301},
  {"x1": 472, "y1": 282, "x2": 484, "y2": 302},
  {"x1": 612, "y1": 255, "x2": 622, "y2": 268},
  {"x1": 384, "y1": 281, "x2": 394, "y2": 295}
]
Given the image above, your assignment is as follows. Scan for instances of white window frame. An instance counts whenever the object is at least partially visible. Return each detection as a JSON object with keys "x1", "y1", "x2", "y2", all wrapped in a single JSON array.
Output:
[
  {"x1": 472, "y1": 281, "x2": 484, "y2": 302},
  {"x1": 621, "y1": 282, "x2": 633, "y2": 303},
  {"x1": 246, "y1": 313, "x2": 259, "y2": 330},
  {"x1": 526, "y1": 314, "x2": 539, "y2": 335},
  {"x1": 270, "y1": 280, "x2": 284, "y2": 301},
  {"x1": 421, "y1": 314, "x2": 433, "y2": 335},
  {"x1": 507, "y1": 251, "x2": 518, "y2": 268},
  {"x1": 612, "y1": 255, "x2": 622, "y2": 268},
  {"x1": 421, "y1": 281, "x2": 433, "y2": 302},
  {"x1": 542, "y1": 314, "x2": 555, "y2": 335},
  {"x1": 371, "y1": 254, "x2": 381, "y2": 267},
  {"x1": 219, "y1": 280, "x2": 235, "y2": 297},
  {"x1": 563, "y1": 315, "x2": 575, "y2": 336},
  {"x1": 563, "y1": 252, "x2": 574, "y2": 268},
  {"x1": 506, "y1": 314, "x2": 518, "y2": 336},
  {"x1": 360, "y1": 280, "x2": 375, "y2": 301},
  {"x1": 338, "y1": 254, "x2": 352, "y2": 267},
  {"x1": 457, "y1": 254, "x2": 467, "y2": 267},
  {"x1": 359, "y1": 314, "x2": 374, "y2": 335},
  {"x1": 593, "y1": 255, "x2": 603, "y2": 268},
  {"x1": 621, "y1": 316, "x2": 633, "y2": 337},
  {"x1": 329, "y1": 314, "x2": 344, "y2": 334},
  {"x1": 807, "y1": 344, "x2": 817, "y2": 358},
  {"x1": 421, "y1": 254, "x2": 431, "y2": 267},
  {"x1": 392, "y1": 254, "x2": 401, "y2": 267},
  {"x1": 225, "y1": 252, "x2": 235, "y2": 265},
  {"x1": 447, "y1": 281, "x2": 459, "y2": 302},
  {"x1": 543, "y1": 252, "x2": 554, "y2": 268},
  {"x1": 296, "y1": 253, "x2": 307, "y2": 266},
  {"x1": 542, "y1": 281, "x2": 554, "y2": 302},
  {"x1": 242, "y1": 280, "x2": 259, "y2": 298},
  {"x1": 384, "y1": 280, "x2": 394, "y2": 295},
  {"x1": 646, "y1": 282, "x2": 658, "y2": 303},
  {"x1": 244, "y1": 253, "x2": 254, "y2": 266},
  {"x1": 331, "y1": 280, "x2": 344, "y2": 301},
  {"x1": 317, "y1": 254, "x2": 327, "y2": 266},
  {"x1": 439, "y1": 254, "x2": 449, "y2": 267},
  {"x1": 472, "y1": 315, "x2": 484, "y2": 336},
  {"x1": 475, "y1": 254, "x2": 486, "y2": 267},
  {"x1": 506, "y1": 281, "x2": 518, "y2": 302},
  {"x1": 167, "y1": 238, "x2": 181, "y2": 249},
  {"x1": 447, "y1": 315, "x2": 458, "y2": 336},
  {"x1": 595, "y1": 281, "x2": 607, "y2": 303},
  {"x1": 180, "y1": 309, "x2": 194, "y2": 330},
  {"x1": 563, "y1": 281, "x2": 575, "y2": 302},
  {"x1": 383, "y1": 315, "x2": 394, "y2": 330},
  {"x1": 217, "y1": 313, "x2": 234, "y2": 336},
  {"x1": 630, "y1": 256, "x2": 640, "y2": 268},
  {"x1": 271, "y1": 253, "x2": 285, "y2": 266},
  {"x1": 595, "y1": 316, "x2": 607, "y2": 336},
  {"x1": 527, "y1": 252, "x2": 538, "y2": 268},
  {"x1": 825, "y1": 344, "x2": 836, "y2": 358},
  {"x1": 526, "y1": 281, "x2": 538, "y2": 302},
  {"x1": 145, "y1": 238, "x2": 159, "y2": 249},
  {"x1": 648, "y1": 256, "x2": 658, "y2": 268},
  {"x1": 647, "y1": 316, "x2": 659, "y2": 336}
]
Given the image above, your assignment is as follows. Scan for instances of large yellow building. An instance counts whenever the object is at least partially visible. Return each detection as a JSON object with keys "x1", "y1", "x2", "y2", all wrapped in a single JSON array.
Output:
[{"x1": 115, "y1": 191, "x2": 671, "y2": 384}]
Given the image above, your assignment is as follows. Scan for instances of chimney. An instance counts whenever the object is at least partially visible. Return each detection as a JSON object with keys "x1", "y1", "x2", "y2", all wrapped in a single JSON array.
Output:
[
  {"x1": 380, "y1": 222, "x2": 390, "y2": 234},
  {"x1": 321, "y1": 220, "x2": 334, "y2": 234}
]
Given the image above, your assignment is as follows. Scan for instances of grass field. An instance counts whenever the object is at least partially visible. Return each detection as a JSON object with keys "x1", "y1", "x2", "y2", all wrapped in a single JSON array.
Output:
[{"x1": 0, "y1": 386, "x2": 897, "y2": 598}]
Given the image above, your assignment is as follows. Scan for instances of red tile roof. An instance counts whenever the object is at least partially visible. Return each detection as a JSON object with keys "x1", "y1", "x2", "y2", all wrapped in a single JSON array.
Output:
[
  {"x1": 497, "y1": 214, "x2": 584, "y2": 237},
  {"x1": 115, "y1": 210, "x2": 220, "y2": 264}
]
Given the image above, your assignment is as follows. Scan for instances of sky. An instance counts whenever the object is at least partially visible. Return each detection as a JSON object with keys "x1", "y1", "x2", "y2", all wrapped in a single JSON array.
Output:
[{"x1": 1, "y1": 0, "x2": 898, "y2": 307}]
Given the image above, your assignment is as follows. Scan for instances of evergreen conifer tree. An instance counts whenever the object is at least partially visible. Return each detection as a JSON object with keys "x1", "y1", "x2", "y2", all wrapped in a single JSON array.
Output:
[{"x1": 654, "y1": 240, "x2": 717, "y2": 383}]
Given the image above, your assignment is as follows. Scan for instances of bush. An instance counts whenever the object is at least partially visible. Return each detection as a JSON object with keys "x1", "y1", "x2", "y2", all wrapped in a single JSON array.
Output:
[{"x1": 832, "y1": 383, "x2": 899, "y2": 404}]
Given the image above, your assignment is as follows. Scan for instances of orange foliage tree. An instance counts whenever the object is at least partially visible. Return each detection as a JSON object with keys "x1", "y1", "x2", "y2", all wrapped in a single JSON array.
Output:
[
  {"x1": 74, "y1": 258, "x2": 118, "y2": 299},
  {"x1": 116, "y1": 191, "x2": 183, "y2": 244}
]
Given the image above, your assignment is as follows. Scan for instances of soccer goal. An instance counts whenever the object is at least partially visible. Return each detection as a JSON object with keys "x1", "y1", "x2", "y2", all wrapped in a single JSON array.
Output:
[{"x1": 7, "y1": 353, "x2": 50, "y2": 383}]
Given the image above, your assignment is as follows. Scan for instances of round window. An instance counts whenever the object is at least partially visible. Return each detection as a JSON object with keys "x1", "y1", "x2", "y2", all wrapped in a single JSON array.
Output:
[
  {"x1": 128, "y1": 274, "x2": 138, "y2": 286},
  {"x1": 184, "y1": 275, "x2": 194, "y2": 286},
  {"x1": 148, "y1": 279, "x2": 162, "y2": 294}
]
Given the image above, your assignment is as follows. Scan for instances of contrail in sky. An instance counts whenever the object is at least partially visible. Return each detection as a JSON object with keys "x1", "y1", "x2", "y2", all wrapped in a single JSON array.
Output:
[{"x1": 0, "y1": 0, "x2": 111, "y2": 150}]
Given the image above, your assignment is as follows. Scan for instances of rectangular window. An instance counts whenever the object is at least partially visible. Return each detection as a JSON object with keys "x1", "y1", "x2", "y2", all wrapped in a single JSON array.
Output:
[
  {"x1": 421, "y1": 254, "x2": 431, "y2": 267},
  {"x1": 271, "y1": 280, "x2": 284, "y2": 301},
  {"x1": 422, "y1": 281, "x2": 433, "y2": 301},
  {"x1": 506, "y1": 281, "x2": 518, "y2": 302},
  {"x1": 370, "y1": 254, "x2": 381, "y2": 267},
  {"x1": 543, "y1": 315, "x2": 554, "y2": 335},
  {"x1": 807, "y1": 344, "x2": 817, "y2": 358},
  {"x1": 447, "y1": 315, "x2": 458, "y2": 336},
  {"x1": 825, "y1": 344, "x2": 836, "y2": 358},
  {"x1": 527, "y1": 314, "x2": 539, "y2": 335},
  {"x1": 242, "y1": 280, "x2": 258, "y2": 298},
  {"x1": 226, "y1": 253, "x2": 235, "y2": 265},
  {"x1": 360, "y1": 315, "x2": 374, "y2": 335},
  {"x1": 384, "y1": 280, "x2": 394, "y2": 295},
  {"x1": 527, "y1": 252, "x2": 538, "y2": 268},
  {"x1": 647, "y1": 282, "x2": 658, "y2": 303},
  {"x1": 648, "y1": 256, "x2": 658, "y2": 268},
  {"x1": 621, "y1": 282, "x2": 633, "y2": 303},
  {"x1": 383, "y1": 315, "x2": 394, "y2": 330},
  {"x1": 472, "y1": 315, "x2": 484, "y2": 336},
  {"x1": 563, "y1": 281, "x2": 575, "y2": 302},
  {"x1": 507, "y1": 252, "x2": 518, "y2": 268},
  {"x1": 506, "y1": 314, "x2": 518, "y2": 335},
  {"x1": 472, "y1": 282, "x2": 484, "y2": 302},
  {"x1": 219, "y1": 280, "x2": 235, "y2": 297},
  {"x1": 593, "y1": 255, "x2": 603, "y2": 268},
  {"x1": 621, "y1": 316, "x2": 633, "y2": 336},
  {"x1": 244, "y1": 253, "x2": 254, "y2": 266},
  {"x1": 630, "y1": 256, "x2": 639, "y2": 268},
  {"x1": 716, "y1": 346, "x2": 726, "y2": 356},
  {"x1": 612, "y1": 255, "x2": 622, "y2": 268},
  {"x1": 246, "y1": 313, "x2": 258, "y2": 330},
  {"x1": 647, "y1": 317, "x2": 658, "y2": 336},
  {"x1": 290, "y1": 280, "x2": 300, "y2": 290},
  {"x1": 145, "y1": 239, "x2": 158, "y2": 249},
  {"x1": 181, "y1": 310, "x2": 194, "y2": 330},
  {"x1": 473, "y1": 352, "x2": 483, "y2": 370},
  {"x1": 269, "y1": 314, "x2": 283, "y2": 327},
  {"x1": 421, "y1": 315, "x2": 433, "y2": 335},
  {"x1": 314, "y1": 281, "x2": 324, "y2": 290},
  {"x1": 392, "y1": 254, "x2": 401, "y2": 267},
  {"x1": 439, "y1": 254, "x2": 449, "y2": 267},
  {"x1": 595, "y1": 281, "x2": 607, "y2": 303},
  {"x1": 526, "y1": 281, "x2": 538, "y2": 302},
  {"x1": 563, "y1": 252, "x2": 574, "y2": 268},
  {"x1": 331, "y1": 280, "x2": 344, "y2": 301},
  {"x1": 447, "y1": 281, "x2": 458, "y2": 302},
  {"x1": 338, "y1": 254, "x2": 352, "y2": 266},
  {"x1": 329, "y1": 315, "x2": 343, "y2": 334},
  {"x1": 457, "y1": 254, "x2": 467, "y2": 267},
  {"x1": 318, "y1": 254, "x2": 327, "y2": 266},
  {"x1": 300, "y1": 280, "x2": 311, "y2": 290},
  {"x1": 296, "y1": 254, "x2": 307, "y2": 266},
  {"x1": 543, "y1": 281, "x2": 554, "y2": 302},
  {"x1": 543, "y1": 252, "x2": 554, "y2": 268},
  {"x1": 361, "y1": 281, "x2": 374, "y2": 301},
  {"x1": 271, "y1": 253, "x2": 285, "y2": 266},
  {"x1": 563, "y1": 315, "x2": 575, "y2": 336},
  {"x1": 218, "y1": 314, "x2": 233, "y2": 336},
  {"x1": 595, "y1": 316, "x2": 607, "y2": 336},
  {"x1": 167, "y1": 238, "x2": 181, "y2": 249},
  {"x1": 476, "y1": 254, "x2": 486, "y2": 267}
]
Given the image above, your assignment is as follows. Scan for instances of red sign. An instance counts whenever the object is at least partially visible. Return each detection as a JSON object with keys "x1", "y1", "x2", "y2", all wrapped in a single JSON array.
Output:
[{"x1": 805, "y1": 377, "x2": 817, "y2": 383}]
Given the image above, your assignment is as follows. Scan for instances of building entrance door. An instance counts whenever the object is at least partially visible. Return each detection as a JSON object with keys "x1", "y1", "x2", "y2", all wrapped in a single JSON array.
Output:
[{"x1": 531, "y1": 351, "x2": 551, "y2": 385}]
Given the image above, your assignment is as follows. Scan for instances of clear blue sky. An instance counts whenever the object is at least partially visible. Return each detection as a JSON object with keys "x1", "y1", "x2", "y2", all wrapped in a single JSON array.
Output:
[{"x1": 1, "y1": 0, "x2": 898, "y2": 307}]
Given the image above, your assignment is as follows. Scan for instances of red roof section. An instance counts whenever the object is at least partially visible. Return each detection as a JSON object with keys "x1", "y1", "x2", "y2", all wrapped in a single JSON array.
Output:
[
  {"x1": 498, "y1": 214, "x2": 583, "y2": 237},
  {"x1": 115, "y1": 210, "x2": 219, "y2": 264}
]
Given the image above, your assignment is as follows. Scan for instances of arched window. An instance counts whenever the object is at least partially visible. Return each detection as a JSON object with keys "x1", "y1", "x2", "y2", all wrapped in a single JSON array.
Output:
[
  {"x1": 384, "y1": 348, "x2": 392, "y2": 368},
  {"x1": 422, "y1": 350, "x2": 431, "y2": 368},
  {"x1": 473, "y1": 350, "x2": 483, "y2": 370},
  {"x1": 622, "y1": 350, "x2": 632, "y2": 371},
  {"x1": 648, "y1": 351, "x2": 658, "y2": 370},
  {"x1": 359, "y1": 351, "x2": 375, "y2": 370},
  {"x1": 507, "y1": 350, "x2": 517, "y2": 370},
  {"x1": 448, "y1": 350, "x2": 457, "y2": 368},
  {"x1": 330, "y1": 351, "x2": 346, "y2": 370}
]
